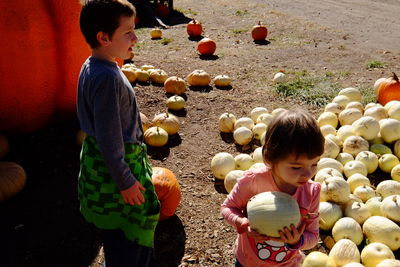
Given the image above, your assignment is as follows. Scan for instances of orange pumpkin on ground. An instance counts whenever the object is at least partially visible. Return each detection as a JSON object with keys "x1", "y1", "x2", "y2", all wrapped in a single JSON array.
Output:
[
  {"x1": 251, "y1": 21, "x2": 268, "y2": 41},
  {"x1": 186, "y1": 19, "x2": 203, "y2": 37},
  {"x1": 0, "y1": 1, "x2": 90, "y2": 133},
  {"x1": 0, "y1": 162, "x2": 27, "y2": 202},
  {"x1": 151, "y1": 167, "x2": 181, "y2": 221},
  {"x1": 197, "y1": 38, "x2": 216, "y2": 56},
  {"x1": 377, "y1": 72, "x2": 400, "y2": 105}
]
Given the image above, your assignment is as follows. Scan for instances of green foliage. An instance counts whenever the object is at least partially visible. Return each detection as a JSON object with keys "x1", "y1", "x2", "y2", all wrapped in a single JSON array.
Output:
[
  {"x1": 235, "y1": 10, "x2": 248, "y2": 16},
  {"x1": 366, "y1": 60, "x2": 386, "y2": 69},
  {"x1": 232, "y1": 28, "x2": 248, "y2": 34},
  {"x1": 159, "y1": 38, "x2": 173, "y2": 45}
]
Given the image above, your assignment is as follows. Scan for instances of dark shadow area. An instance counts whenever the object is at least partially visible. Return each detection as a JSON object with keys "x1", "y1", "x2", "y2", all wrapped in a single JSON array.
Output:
[
  {"x1": 219, "y1": 132, "x2": 234, "y2": 144},
  {"x1": 199, "y1": 54, "x2": 219, "y2": 61},
  {"x1": 147, "y1": 145, "x2": 170, "y2": 161},
  {"x1": 166, "y1": 133, "x2": 182, "y2": 148},
  {"x1": 137, "y1": 80, "x2": 151, "y2": 86},
  {"x1": 150, "y1": 214, "x2": 186, "y2": 267},
  {"x1": 151, "y1": 82, "x2": 165, "y2": 87},
  {"x1": 214, "y1": 179, "x2": 228, "y2": 195},
  {"x1": 160, "y1": 10, "x2": 192, "y2": 27},
  {"x1": 151, "y1": 37, "x2": 163, "y2": 40},
  {"x1": 188, "y1": 35, "x2": 204, "y2": 42},
  {"x1": 0, "y1": 118, "x2": 102, "y2": 267},
  {"x1": 168, "y1": 108, "x2": 187, "y2": 117},
  {"x1": 215, "y1": 85, "x2": 233, "y2": 90},
  {"x1": 188, "y1": 85, "x2": 213, "y2": 93},
  {"x1": 253, "y1": 40, "x2": 271, "y2": 46}
]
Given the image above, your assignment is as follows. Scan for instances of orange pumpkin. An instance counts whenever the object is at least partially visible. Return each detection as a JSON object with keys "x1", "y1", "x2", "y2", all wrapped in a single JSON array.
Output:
[
  {"x1": 0, "y1": 1, "x2": 90, "y2": 133},
  {"x1": 151, "y1": 167, "x2": 181, "y2": 221},
  {"x1": 197, "y1": 38, "x2": 217, "y2": 56},
  {"x1": 377, "y1": 72, "x2": 400, "y2": 105},
  {"x1": 251, "y1": 21, "x2": 268, "y2": 41},
  {"x1": 0, "y1": 162, "x2": 27, "y2": 202},
  {"x1": 186, "y1": 19, "x2": 203, "y2": 37}
]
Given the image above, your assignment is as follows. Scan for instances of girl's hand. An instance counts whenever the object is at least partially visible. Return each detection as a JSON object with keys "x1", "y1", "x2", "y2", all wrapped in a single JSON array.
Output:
[
  {"x1": 234, "y1": 217, "x2": 250, "y2": 234},
  {"x1": 269, "y1": 221, "x2": 306, "y2": 246},
  {"x1": 120, "y1": 181, "x2": 146, "y2": 205}
]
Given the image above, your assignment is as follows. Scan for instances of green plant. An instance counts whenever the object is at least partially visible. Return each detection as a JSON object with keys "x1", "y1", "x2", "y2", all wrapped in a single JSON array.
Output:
[
  {"x1": 366, "y1": 60, "x2": 386, "y2": 69},
  {"x1": 232, "y1": 28, "x2": 248, "y2": 34},
  {"x1": 159, "y1": 38, "x2": 173, "y2": 45},
  {"x1": 235, "y1": 9, "x2": 248, "y2": 16}
]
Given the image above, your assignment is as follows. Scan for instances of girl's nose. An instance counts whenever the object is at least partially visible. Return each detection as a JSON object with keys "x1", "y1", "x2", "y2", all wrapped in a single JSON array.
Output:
[{"x1": 131, "y1": 32, "x2": 138, "y2": 43}]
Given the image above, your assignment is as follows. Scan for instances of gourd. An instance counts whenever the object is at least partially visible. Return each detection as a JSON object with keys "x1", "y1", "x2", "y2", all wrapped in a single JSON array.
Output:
[
  {"x1": 360, "y1": 242, "x2": 395, "y2": 267},
  {"x1": 210, "y1": 152, "x2": 235, "y2": 180},
  {"x1": 121, "y1": 68, "x2": 137, "y2": 82},
  {"x1": 325, "y1": 102, "x2": 343, "y2": 115},
  {"x1": 144, "y1": 126, "x2": 168, "y2": 147},
  {"x1": 338, "y1": 108, "x2": 362, "y2": 126},
  {"x1": 353, "y1": 185, "x2": 376, "y2": 203},
  {"x1": 352, "y1": 116, "x2": 380, "y2": 141},
  {"x1": 152, "y1": 112, "x2": 180, "y2": 135},
  {"x1": 186, "y1": 70, "x2": 211, "y2": 86},
  {"x1": 233, "y1": 127, "x2": 253, "y2": 146},
  {"x1": 0, "y1": 162, "x2": 27, "y2": 201},
  {"x1": 317, "y1": 158, "x2": 343, "y2": 173},
  {"x1": 197, "y1": 37, "x2": 216, "y2": 56},
  {"x1": 328, "y1": 238, "x2": 360, "y2": 266},
  {"x1": 302, "y1": 251, "x2": 337, "y2": 267},
  {"x1": 0, "y1": 0, "x2": 89, "y2": 133},
  {"x1": 318, "y1": 112, "x2": 339, "y2": 128},
  {"x1": 377, "y1": 72, "x2": 400, "y2": 105},
  {"x1": 319, "y1": 201, "x2": 343, "y2": 231},
  {"x1": 251, "y1": 21, "x2": 268, "y2": 41},
  {"x1": 380, "y1": 195, "x2": 400, "y2": 222},
  {"x1": 234, "y1": 117, "x2": 254, "y2": 130},
  {"x1": 365, "y1": 196, "x2": 383, "y2": 216},
  {"x1": 379, "y1": 118, "x2": 400, "y2": 143},
  {"x1": 332, "y1": 217, "x2": 363, "y2": 245},
  {"x1": 370, "y1": 143, "x2": 392, "y2": 155},
  {"x1": 320, "y1": 125, "x2": 337, "y2": 137},
  {"x1": 252, "y1": 147, "x2": 264, "y2": 163},
  {"x1": 336, "y1": 152, "x2": 354, "y2": 166},
  {"x1": 151, "y1": 167, "x2": 181, "y2": 221},
  {"x1": 149, "y1": 69, "x2": 168, "y2": 84},
  {"x1": 314, "y1": 168, "x2": 343, "y2": 184},
  {"x1": 320, "y1": 176, "x2": 350, "y2": 204},
  {"x1": 186, "y1": 19, "x2": 202, "y2": 37},
  {"x1": 343, "y1": 160, "x2": 368, "y2": 178},
  {"x1": 376, "y1": 259, "x2": 400, "y2": 267},
  {"x1": 342, "y1": 136, "x2": 369, "y2": 157},
  {"x1": 364, "y1": 106, "x2": 388, "y2": 121},
  {"x1": 150, "y1": 28, "x2": 162, "y2": 39},
  {"x1": 234, "y1": 154, "x2": 253, "y2": 171},
  {"x1": 256, "y1": 113, "x2": 273, "y2": 126},
  {"x1": 344, "y1": 201, "x2": 371, "y2": 225},
  {"x1": 224, "y1": 170, "x2": 244, "y2": 193},
  {"x1": 336, "y1": 125, "x2": 355, "y2": 144},
  {"x1": 247, "y1": 191, "x2": 300, "y2": 237},
  {"x1": 166, "y1": 96, "x2": 185, "y2": 111},
  {"x1": 332, "y1": 95, "x2": 351, "y2": 108},
  {"x1": 355, "y1": 151, "x2": 378, "y2": 174},
  {"x1": 378, "y1": 154, "x2": 399, "y2": 173},
  {"x1": 391, "y1": 163, "x2": 400, "y2": 181},
  {"x1": 140, "y1": 113, "x2": 152, "y2": 132},
  {"x1": 338, "y1": 87, "x2": 362, "y2": 102},
  {"x1": 213, "y1": 75, "x2": 232, "y2": 87},
  {"x1": 346, "y1": 101, "x2": 364, "y2": 113},
  {"x1": 376, "y1": 180, "x2": 400, "y2": 198},
  {"x1": 252, "y1": 123, "x2": 267, "y2": 140},
  {"x1": 164, "y1": 76, "x2": 187, "y2": 95},
  {"x1": 362, "y1": 216, "x2": 400, "y2": 250},
  {"x1": 273, "y1": 72, "x2": 285, "y2": 84},
  {"x1": 218, "y1": 113, "x2": 237, "y2": 133},
  {"x1": 322, "y1": 138, "x2": 340, "y2": 159}
]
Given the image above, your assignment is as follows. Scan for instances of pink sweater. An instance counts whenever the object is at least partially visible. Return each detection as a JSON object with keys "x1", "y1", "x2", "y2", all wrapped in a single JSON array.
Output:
[{"x1": 221, "y1": 165, "x2": 321, "y2": 267}]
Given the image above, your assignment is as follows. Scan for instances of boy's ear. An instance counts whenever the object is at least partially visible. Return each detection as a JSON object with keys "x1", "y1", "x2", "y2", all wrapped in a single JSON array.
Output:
[{"x1": 96, "y1": 31, "x2": 111, "y2": 46}]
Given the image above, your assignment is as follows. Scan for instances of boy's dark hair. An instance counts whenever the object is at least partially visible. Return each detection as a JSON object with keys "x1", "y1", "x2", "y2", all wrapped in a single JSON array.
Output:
[
  {"x1": 80, "y1": 0, "x2": 136, "y2": 49},
  {"x1": 262, "y1": 109, "x2": 325, "y2": 164}
]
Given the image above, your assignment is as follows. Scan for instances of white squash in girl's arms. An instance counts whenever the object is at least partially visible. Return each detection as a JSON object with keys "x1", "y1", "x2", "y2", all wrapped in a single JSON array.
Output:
[
  {"x1": 234, "y1": 153, "x2": 254, "y2": 171},
  {"x1": 364, "y1": 106, "x2": 388, "y2": 121},
  {"x1": 339, "y1": 108, "x2": 363, "y2": 126},
  {"x1": 378, "y1": 154, "x2": 400, "y2": 173},
  {"x1": 318, "y1": 112, "x2": 338, "y2": 128},
  {"x1": 343, "y1": 160, "x2": 368, "y2": 178},
  {"x1": 234, "y1": 117, "x2": 254, "y2": 130},
  {"x1": 210, "y1": 152, "x2": 236, "y2": 180},
  {"x1": 329, "y1": 239, "x2": 360, "y2": 267},
  {"x1": 322, "y1": 137, "x2": 340, "y2": 159},
  {"x1": 376, "y1": 180, "x2": 400, "y2": 198},
  {"x1": 302, "y1": 251, "x2": 337, "y2": 267},
  {"x1": 353, "y1": 185, "x2": 376, "y2": 203},
  {"x1": 247, "y1": 191, "x2": 300, "y2": 237},
  {"x1": 362, "y1": 216, "x2": 400, "y2": 250},
  {"x1": 233, "y1": 127, "x2": 253, "y2": 145},
  {"x1": 319, "y1": 201, "x2": 343, "y2": 231},
  {"x1": 314, "y1": 168, "x2": 343, "y2": 184},
  {"x1": 355, "y1": 151, "x2": 378, "y2": 174},
  {"x1": 320, "y1": 125, "x2": 337, "y2": 136},
  {"x1": 339, "y1": 87, "x2": 362, "y2": 102},
  {"x1": 250, "y1": 107, "x2": 269, "y2": 123},
  {"x1": 345, "y1": 101, "x2": 364, "y2": 113},
  {"x1": 336, "y1": 125, "x2": 355, "y2": 144},
  {"x1": 336, "y1": 152, "x2": 354, "y2": 166},
  {"x1": 361, "y1": 242, "x2": 395, "y2": 267},
  {"x1": 256, "y1": 113, "x2": 273, "y2": 126},
  {"x1": 391, "y1": 164, "x2": 400, "y2": 181},
  {"x1": 252, "y1": 147, "x2": 264, "y2": 163},
  {"x1": 320, "y1": 176, "x2": 350, "y2": 204},
  {"x1": 325, "y1": 102, "x2": 344, "y2": 115},
  {"x1": 317, "y1": 158, "x2": 344, "y2": 173},
  {"x1": 332, "y1": 217, "x2": 363, "y2": 245},
  {"x1": 218, "y1": 113, "x2": 237, "y2": 133},
  {"x1": 379, "y1": 118, "x2": 400, "y2": 143},
  {"x1": 252, "y1": 123, "x2": 267, "y2": 140},
  {"x1": 342, "y1": 136, "x2": 369, "y2": 157},
  {"x1": 332, "y1": 95, "x2": 351, "y2": 109},
  {"x1": 346, "y1": 173, "x2": 370, "y2": 192},
  {"x1": 365, "y1": 196, "x2": 383, "y2": 216},
  {"x1": 380, "y1": 195, "x2": 400, "y2": 222},
  {"x1": 224, "y1": 170, "x2": 244, "y2": 193},
  {"x1": 352, "y1": 116, "x2": 380, "y2": 141},
  {"x1": 376, "y1": 259, "x2": 400, "y2": 267},
  {"x1": 344, "y1": 201, "x2": 371, "y2": 225}
]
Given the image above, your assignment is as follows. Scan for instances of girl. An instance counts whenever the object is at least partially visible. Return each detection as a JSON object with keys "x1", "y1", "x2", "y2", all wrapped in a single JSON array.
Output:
[{"x1": 221, "y1": 109, "x2": 325, "y2": 267}]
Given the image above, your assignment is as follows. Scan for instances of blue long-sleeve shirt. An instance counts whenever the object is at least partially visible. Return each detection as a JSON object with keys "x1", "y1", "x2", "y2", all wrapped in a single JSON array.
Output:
[{"x1": 77, "y1": 57, "x2": 143, "y2": 190}]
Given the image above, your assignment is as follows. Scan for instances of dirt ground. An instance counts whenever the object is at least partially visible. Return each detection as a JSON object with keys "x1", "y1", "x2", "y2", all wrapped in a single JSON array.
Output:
[{"x1": 1, "y1": 0, "x2": 400, "y2": 266}]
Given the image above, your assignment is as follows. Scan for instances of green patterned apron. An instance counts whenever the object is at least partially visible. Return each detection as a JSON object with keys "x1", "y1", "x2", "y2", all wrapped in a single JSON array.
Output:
[{"x1": 78, "y1": 136, "x2": 160, "y2": 248}]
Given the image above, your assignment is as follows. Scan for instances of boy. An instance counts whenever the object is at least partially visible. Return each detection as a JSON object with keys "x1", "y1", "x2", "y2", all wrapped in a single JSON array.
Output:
[{"x1": 77, "y1": 1, "x2": 160, "y2": 266}]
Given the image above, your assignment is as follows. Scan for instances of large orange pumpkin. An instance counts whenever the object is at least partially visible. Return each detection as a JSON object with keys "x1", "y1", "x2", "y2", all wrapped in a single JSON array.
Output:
[
  {"x1": 186, "y1": 19, "x2": 203, "y2": 37},
  {"x1": 197, "y1": 37, "x2": 217, "y2": 56},
  {"x1": 151, "y1": 167, "x2": 181, "y2": 221},
  {"x1": 0, "y1": 0, "x2": 90, "y2": 133},
  {"x1": 377, "y1": 72, "x2": 400, "y2": 106},
  {"x1": 251, "y1": 21, "x2": 268, "y2": 41}
]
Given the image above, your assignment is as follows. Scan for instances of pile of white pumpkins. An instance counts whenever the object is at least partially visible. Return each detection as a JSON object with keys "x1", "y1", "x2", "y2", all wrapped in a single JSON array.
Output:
[
  {"x1": 121, "y1": 62, "x2": 232, "y2": 147},
  {"x1": 211, "y1": 85, "x2": 400, "y2": 266}
]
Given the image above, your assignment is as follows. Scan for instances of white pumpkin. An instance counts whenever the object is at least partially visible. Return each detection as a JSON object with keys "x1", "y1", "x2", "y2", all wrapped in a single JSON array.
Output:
[
  {"x1": 332, "y1": 217, "x2": 363, "y2": 245},
  {"x1": 339, "y1": 87, "x2": 362, "y2": 102},
  {"x1": 318, "y1": 112, "x2": 339, "y2": 128},
  {"x1": 166, "y1": 95, "x2": 185, "y2": 111},
  {"x1": 370, "y1": 143, "x2": 392, "y2": 155},
  {"x1": 376, "y1": 259, "x2": 400, "y2": 267},
  {"x1": 320, "y1": 125, "x2": 337, "y2": 137},
  {"x1": 319, "y1": 201, "x2": 343, "y2": 231},
  {"x1": 256, "y1": 113, "x2": 274, "y2": 126},
  {"x1": 152, "y1": 112, "x2": 180, "y2": 135},
  {"x1": 271, "y1": 108, "x2": 286, "y2": 117},
  {"x1": 224, "y1": 170, "x2": 244, "y2": 193},
  {"x1": 252, "y1": 147, "x2": 264, "y2": 163},
  {"x1": 144, "y1": 126, "x2": 168, "y2": 147},
  {"x1": 317, "y1": 158, "x2": 344, "y2": 173},
  {"x1": 218, "y1": 113, "x2": 237, "y2": 133},
  {"x1": 342, "y1": 136, "x2": 369, "y2": 157},
  {"x1": 394, "y1": 139, "x2": 400, "y2": 159},
  {"x1": 329, "y1": 239, "x2": 360, "y2": 267},
  {"x1": 234, "y1": 117, "x2": 254, "y2": 130},
  {"x1": 234, "y1": 153, "x2": 254, "y2": 171},
  {"x1": 365, "y1": 196, "x2": 383, "y2": 216},
  {"x1": 344, "y1": 201, "x2": 371, "y2": 225},
  {"x1": 233, "y1": 127, "x2": 253, "y2": 145},
  {"x1": 380, "y1": 195, "x2": 400, "y2": 222},
  {"x1": 361, "y1": 242, "x2": 395, "y2": 267},
  {"x1": 320, "y1": 176, "x2": 350, "y2": 204},
  {"x1": 343, "y1": 160, "x2": 368, "y2": 178},
  {"x1": 332, "y1": 95, "x2": 351, "y2": 109},
  {"x1": 247, "y1": 191, "x2": 300, "y2": 237},
  {"x1": 325, "y1": 102, "x2": 344, "y2": 115},
  {"x1": 374, "y1": 78, "x2": 387, "y2": 94},
  {"x1": 322, "y1": 138, "x2": 340, "y2": 159},
  {"x1": 353, "y1": 185, "x2": 376, "y2": 203},
  {"x1": 364, "y1": 102, "x2": 382, "y2": 111},
  {"x1": 346, "y1": 101, "x2": 364, "y2": 113},
  {"x1": 302, "y1": 251, "x2": 337, "y2": 267},
  {"x1": 363, "y1": 216, "x2": 400, "y2": 250},
  {"x1": 339, "y1": 108, "x2": 363, "y2": 126},
  {"x1": 337, "y1": 125, "x2": 355, "y2": 144},
  {"x1": 336, "y1": 152, "x2": 354, "y2": 166},
  {"x1": 252, "y1": 123, "x2": 267, "y2": 140},
  {"x1": 379, "y1": 118, "x2": 400, "y2": 143},
  {"x1": 387, "y1": 101, "x2": 400, "y2": 120},
  {"x1": 378, "y1": 154, "x2": 400, "y2": 173},
  {"x1": 272, "y1": 72, "x2": 285, "y2": 84},
  {"x1": 342, "y1": 263, "x2": 364, "y2": 267},
  {"x1": 314, "y1": 168, "x2": 343, "y2": 184},
  {"x1": 391, "y1": 164, "x2": 400, "y2": 182},
  {"x1": 250, "y1": 107, "x2": 269, "y2": 123},
  {"x1": 376, "y1": 180, "x2": 400, "y2": 198},
  {"x1": 213, "y1": 74, "x2": 231, "y2": 87},
  {"x1": 352, "y1": 116, "x2": 380, "y2": 141},
  {"x1": 355, "y1": 151, "x2": 378, "y2": 174},
  {"x1": 346, "y1": 173, "x2": 371, "y2": 193},
  {"x1": 210, "y1": 152, "x2": 236, "y2": 180},
  {"x1": 364, "y1": 106, "x2": 388, "y2": 121}
]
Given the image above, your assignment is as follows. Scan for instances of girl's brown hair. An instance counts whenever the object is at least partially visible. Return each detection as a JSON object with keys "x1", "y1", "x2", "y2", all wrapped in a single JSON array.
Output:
[
  {"x1": 80, "y1": 0, "x2": 136, "y2": 49},
  {"x1": 262, "y1": 109, "x2": 325, "y2": 164}
]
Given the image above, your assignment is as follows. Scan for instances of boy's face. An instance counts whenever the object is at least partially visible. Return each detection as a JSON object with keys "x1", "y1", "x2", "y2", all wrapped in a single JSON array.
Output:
[{"x1": 102, "y1": 15, "x2": 137, "y2": 60}]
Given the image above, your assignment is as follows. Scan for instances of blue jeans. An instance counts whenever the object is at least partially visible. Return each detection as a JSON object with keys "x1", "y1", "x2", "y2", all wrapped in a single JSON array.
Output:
[
  {"x1": 102, "y1": 229, "x2": 153, "y2": 267},
  {"x1": 235, "y1": 258, "x2": 244, "y2": 267}
]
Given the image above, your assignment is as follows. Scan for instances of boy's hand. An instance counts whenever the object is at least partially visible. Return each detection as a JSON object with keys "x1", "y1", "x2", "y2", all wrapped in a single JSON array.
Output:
[{"x1": 120, "y1": 181, "x2": 146, "y2": 205}]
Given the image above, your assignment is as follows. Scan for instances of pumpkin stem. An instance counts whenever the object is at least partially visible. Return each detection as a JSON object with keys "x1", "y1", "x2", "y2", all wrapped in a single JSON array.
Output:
[{"x1": 393, "y1": 72, "x2": 399, "y2": 82}]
